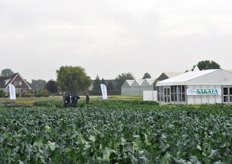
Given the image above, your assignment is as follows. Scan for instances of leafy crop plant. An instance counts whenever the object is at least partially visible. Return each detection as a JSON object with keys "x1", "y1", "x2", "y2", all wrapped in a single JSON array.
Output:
[{"x1": 0, "y1": 102, "x2": 232, "y2": 163}]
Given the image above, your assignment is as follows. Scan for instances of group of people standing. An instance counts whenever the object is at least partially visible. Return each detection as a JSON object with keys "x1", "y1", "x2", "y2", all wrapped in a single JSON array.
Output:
[{"x1": 63, "y1": 92, "x2": 89, "y2": 108}]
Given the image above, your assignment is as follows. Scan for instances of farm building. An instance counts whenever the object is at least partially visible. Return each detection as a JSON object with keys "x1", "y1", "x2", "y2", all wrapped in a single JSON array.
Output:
[
  {"x1": 0, "y1": 73, "x2": 31, "y2": 96},
  {"x1": 156, "y1": 69, "x2": 232, "y2": 105},
  {"x1": 121, "y1": 79, "x2": 156, "y2": 95}
]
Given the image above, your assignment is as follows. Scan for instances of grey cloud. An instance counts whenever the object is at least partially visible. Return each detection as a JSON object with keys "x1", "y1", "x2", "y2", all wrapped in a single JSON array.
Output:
[{"x1": 1, "y1": 0, "x2": 232, "y2": 81}]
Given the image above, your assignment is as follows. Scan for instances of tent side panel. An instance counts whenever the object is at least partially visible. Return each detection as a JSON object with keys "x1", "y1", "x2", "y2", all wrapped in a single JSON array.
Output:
[{"x1": 187, "y1": 85, "x2": 223, "y2": 105}]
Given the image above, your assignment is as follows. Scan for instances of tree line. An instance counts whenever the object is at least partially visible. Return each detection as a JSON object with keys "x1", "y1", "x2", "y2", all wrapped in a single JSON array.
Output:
[{"x1": 0, "y1": 60, "x2": 221, "y2": 96}]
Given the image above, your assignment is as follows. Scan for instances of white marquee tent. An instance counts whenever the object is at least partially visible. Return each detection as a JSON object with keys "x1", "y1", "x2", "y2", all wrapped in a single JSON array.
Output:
[{"x1": 156, "y1": 69, "x2": 232, "y2": 105}]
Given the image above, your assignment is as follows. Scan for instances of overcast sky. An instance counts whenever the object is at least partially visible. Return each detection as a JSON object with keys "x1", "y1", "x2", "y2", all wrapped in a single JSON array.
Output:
[{"x1": 1, "y1": 0, "x2": 232, "y2": 82}]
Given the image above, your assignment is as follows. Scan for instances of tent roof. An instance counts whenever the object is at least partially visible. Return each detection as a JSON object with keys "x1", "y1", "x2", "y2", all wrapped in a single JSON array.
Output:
[
  {"x1": 193, "y1": 66, "x2": 200, "y2": 72},
  {"x1": 163, "y1": 72, "x2": 183, "y2": 78},
  {"x1": 157, "y1": 69, "x2": 218, "y2": 86}
]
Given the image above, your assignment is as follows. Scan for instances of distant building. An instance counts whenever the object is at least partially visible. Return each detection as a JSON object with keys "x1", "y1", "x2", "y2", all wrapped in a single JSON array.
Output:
[
  {"x1": 0, "y1": 73, "x2": 31, "y2": 96},
  {"x1": 156, "y1": 72, "x2": 183, "y2": 81},
  {"x1": 121, "y1": 79, "x2": 156, "y2": 95}
]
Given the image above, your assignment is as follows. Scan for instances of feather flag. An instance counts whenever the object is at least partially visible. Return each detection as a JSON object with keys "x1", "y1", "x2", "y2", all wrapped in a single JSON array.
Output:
[
  {"x1": 100, "y1": 84, "x2": 107, "y2": 99},
  {"x1": 9, "y1": 84, "x2": 16, "y2": 100}
]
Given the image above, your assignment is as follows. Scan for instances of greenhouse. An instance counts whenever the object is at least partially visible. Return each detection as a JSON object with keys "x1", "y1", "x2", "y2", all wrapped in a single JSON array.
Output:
[
  {"x1": 156, "y1": 69, "x2": 232, "y2": 105},
  {"x1": 121, "y1": 79, "x2": 156, "y2": 95}
]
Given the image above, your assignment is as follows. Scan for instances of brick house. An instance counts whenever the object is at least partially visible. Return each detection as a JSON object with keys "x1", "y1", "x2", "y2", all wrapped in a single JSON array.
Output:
[{"x1": 0, "y1": 73, "x2": 31, "y2": 96}]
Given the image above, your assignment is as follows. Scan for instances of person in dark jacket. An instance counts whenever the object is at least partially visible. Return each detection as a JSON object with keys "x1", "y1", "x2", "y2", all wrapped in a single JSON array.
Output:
[
  {"x1": 63, "y1": 92, "x2": 69, "y2": 108},
  {"x1": 66, "y1": 93, "x2": 70, "y2": 108},
  {"x1": 71, "y1": 93, "x2": 80, "y2": 107},
  {"x1": 86, "y1": 92, "x2": 89, "y2": 104},
  {"x1": 71, "y1": 93, "x2": 76, "y2": 107},
  {"x1": 75, "y1": 94, "x2": 80, "y2": 104}
]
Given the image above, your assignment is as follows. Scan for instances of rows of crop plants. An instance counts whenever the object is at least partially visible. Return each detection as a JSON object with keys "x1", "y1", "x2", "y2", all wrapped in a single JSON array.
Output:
[
  {"x1": 33, "y1": 100, "x2": 159, "y2": 108},
  {"x1": 0, "y1": 101, "x2": 232, "y2": 163}
]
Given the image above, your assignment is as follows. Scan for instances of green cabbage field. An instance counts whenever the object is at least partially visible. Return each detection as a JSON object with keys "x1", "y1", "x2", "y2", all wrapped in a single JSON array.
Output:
[{"x1": 0, "y1": 101, "x2": 232, "y2": 163}]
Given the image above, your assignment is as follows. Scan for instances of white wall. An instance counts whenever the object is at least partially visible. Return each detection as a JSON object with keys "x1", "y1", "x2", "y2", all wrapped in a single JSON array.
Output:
[{"x1": 143, "y1": 91, "x2": 157, "y2": 101}]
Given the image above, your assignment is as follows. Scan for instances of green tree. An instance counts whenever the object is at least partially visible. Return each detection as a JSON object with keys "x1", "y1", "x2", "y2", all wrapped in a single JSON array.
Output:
[
  {"x1": 101, "y1": 78, "x2": 106, "y2": 85},
  {"x1": 41, "y1": 90, "x2": 49, "y2": 97},
  {"x1": 142, "y1": 72, "x2": 151, "y2": 79},
  {"x1": 1, "y1": 69, "x2": 14, "y2": 76},
  {"x1": 0, "y1": 90, "x2": 5, "y2": 97},
  {"x1": 56, "y1": 66, "x2": 91, "y2": 93},
  {"x1": 115, "y1": 73, "x2": 135, "y2": 90},
  {"x1": 194, "y1": 60, "x2": 221, "y2": 70},
  {"x1": 92, "y1": 75, "x2": 101, "y2": 95},
  {"x1": 45, "y1": 80, "x2": 58, "y2": 94},
  {"x1": 31, "y1": 79, "x2": 46, "y2": 91},
  {"x1": 107, "y1": 81, "x2": 114, "y2": 90}
]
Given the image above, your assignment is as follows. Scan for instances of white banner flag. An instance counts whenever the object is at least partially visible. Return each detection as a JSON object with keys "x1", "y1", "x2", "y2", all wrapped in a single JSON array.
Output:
[
  {"x1": 9, "y1": 84, "x2": 16, "y2": 100},
  {"x1": 100, "y1": 84, "x2": 107, "y2": 99}
]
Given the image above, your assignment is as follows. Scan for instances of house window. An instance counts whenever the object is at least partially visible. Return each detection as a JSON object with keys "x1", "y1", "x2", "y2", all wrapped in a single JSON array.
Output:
[
  {"x1": 19, "y1": 81, "x2": 22, "y2": 86},
  {"x1": 14, "y1": 81, "x2": 18, "y2": 86}
]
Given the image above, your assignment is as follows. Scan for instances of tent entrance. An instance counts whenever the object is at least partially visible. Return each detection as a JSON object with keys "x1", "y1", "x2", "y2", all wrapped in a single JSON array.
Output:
[{"x1": 164, "y1": 87, "x2": 170, "y2": 102}]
